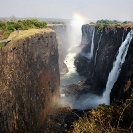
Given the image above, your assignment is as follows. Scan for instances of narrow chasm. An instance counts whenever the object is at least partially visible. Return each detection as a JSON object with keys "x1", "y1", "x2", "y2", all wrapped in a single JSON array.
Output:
[
  {"x1": 1, "y1": 20, "x2": 133, "y2": 132},
  {"x1": 45, "y1": 23, "x2": 133, "y2": 132}
]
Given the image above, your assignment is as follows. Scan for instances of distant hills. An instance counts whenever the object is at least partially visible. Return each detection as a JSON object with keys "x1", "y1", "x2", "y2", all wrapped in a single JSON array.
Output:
[{"x1": 0, "y1": 16, "x2": 70, "y2": 24}]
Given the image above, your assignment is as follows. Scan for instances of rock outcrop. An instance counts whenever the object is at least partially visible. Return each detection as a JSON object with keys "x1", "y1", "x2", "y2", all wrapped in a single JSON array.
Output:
[
  {"x1": 75, "y1": 24, "x2": 133, "y2": 103},
  {"x1": 111, "y1": 35, "x2": 133, "y2": 103},
  {"x1": 0, "y1": 29, "x2": 60, "y2": 133},
  {"x1": 48, "y1": 24, "x2": 69, "y2": 74}
]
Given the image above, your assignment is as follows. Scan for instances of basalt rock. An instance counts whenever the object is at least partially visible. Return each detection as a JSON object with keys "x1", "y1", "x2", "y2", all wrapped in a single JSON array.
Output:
[
  {"x1": 75, "y1": 24, "x2": 133, "y2": 103},
  {"x1": 110, "y1": 36, "x2": 133, "y2": 103},
  {"x1": 48, "y1": 25, "x2": 69, "y2": 74},
  {"x1": 0, "y1": 29, "x2": 60, "y2": 133}
]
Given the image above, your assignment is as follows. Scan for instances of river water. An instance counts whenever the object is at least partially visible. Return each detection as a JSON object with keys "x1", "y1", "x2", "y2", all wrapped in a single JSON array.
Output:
[{"x1": 60, "y1": 48, "x2": 85, "y2": 86}]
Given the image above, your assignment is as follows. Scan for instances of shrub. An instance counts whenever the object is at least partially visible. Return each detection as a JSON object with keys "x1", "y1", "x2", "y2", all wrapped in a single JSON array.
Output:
[
  {"x1": 7, "y1": 24, "x2": 15, "y2": 31},
  {"x1": 14, "y1": 22, "x2": 24, "y2": 30},
  {"x1": 103, "y1": 23, "x2": 110, "y2": 27},
  {"x1": 4, "y1": 31, "x2": 11, "y2": 39},
  {"x1": 115, "y1": 23, "x2": 121, "y2": 27},
  {"x1": 0, "y1": 43, "x2": 4, "y2": 48},
  {"x1": 70, "y1": 100, "x2": 133, "y2": 133},
  {"x1": 0, "y1": 21, "x2": 6, "y2": 30},
  {"x1": 95, "y1": 23, "x2": 104, "y2": 32},
  {"x1": 89, "y1": 22, "x2": 95, "y2": 24},
  {"x1": 0, "y1": 19, "x2": 47, "y2": 39}
]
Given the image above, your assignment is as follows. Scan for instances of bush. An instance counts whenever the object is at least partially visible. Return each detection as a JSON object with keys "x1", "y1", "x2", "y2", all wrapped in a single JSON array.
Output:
[
  {"x1": 0, "y1": 21, "x2": 6, "y2": 30},
  {"x1": 0, "y1": 43, "x2": 4, "y2": 48},
  {"x1": 96, "y1": 19, "x2": 120, "y2": 25},
  {"x1": 4, "y1": 31, "x2": 11, "y2": 39},
  {"x1": 95, "y1": 23, "x2": 104, "y2": 32},
  {"x1": 115, "y1": 23, "x2": 121, "y2": 27},
  {"x1": 7, "y1": 24, "x2": 15, "y2": 31},
  {"x1": 89, "y1": 22, "x2": 95, "y2": 24},
  {"x1": 14, "y1": 22, "x2": 24, "y2": 30},
  {"x1": 0, "y1": 19, "x2": 47, "y2": 39},
  {"x1": 70, "y1": 100, "x2": 133, "y2": 133},
  {"x1": 103, "y1": 23, "x2": 110, "y2": 27}
]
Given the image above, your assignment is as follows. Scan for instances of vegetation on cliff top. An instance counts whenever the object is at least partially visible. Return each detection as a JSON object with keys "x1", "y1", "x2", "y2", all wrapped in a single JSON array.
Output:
[
  {"x1": 0, "y1": 19, "x2": 47, "y2": 39},
  {"x1": 69, "y1": 100, "x2": 133, "y2": 133},
  {"x1": 8, "y1": 28, "x2": 54, "y2": 47},
  {"x1": 90, "y1": 19, "x2": 133, "y2": 32},
  {"x1": 0, "y1": 43, "x2": 4, "y2": 48}
]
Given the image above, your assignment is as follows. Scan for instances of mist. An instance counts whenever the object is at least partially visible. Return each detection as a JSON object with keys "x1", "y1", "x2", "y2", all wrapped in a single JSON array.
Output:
[
  {"x1": 60, "y1": 14, "x2": 85, "y2": 86},
  {"x1": 72, "y1": 93, "x2": 105, "y2": 110},
  {"x1": 60, "y1": 16, "x2": 133, "y2": 110},
  {"x1": 60, "y1": 29, "x2": 133, "y2": 110}
]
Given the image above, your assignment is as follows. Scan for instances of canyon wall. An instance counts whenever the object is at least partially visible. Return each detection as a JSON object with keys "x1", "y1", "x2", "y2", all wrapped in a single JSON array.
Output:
[
  {"x1": 0, "y1": 29, "x2": 60, "y2": 133},
  {"x1": 75, "y1": 24, "x2": 133, "y2": 103},
  {"x1": 48, "y1": 24, "x2": 69, "y2": 74}
]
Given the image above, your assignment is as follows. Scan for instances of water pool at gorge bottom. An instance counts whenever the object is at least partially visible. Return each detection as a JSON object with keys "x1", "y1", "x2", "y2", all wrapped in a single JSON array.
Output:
[{"x1": 60, "y1": 52, "x2": 85, "y2": 86}]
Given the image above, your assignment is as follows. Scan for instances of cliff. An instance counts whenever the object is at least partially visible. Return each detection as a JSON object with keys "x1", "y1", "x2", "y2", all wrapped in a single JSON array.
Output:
[
  {"x1": 75, "y1": 24, "x2": 133, "y2": 103},
  {"x1": 0, "y1": 28, "x2": 60, "y2": 132},
  {"x1": 48, "y1": 24, "x2": 69, "y2": 74}
]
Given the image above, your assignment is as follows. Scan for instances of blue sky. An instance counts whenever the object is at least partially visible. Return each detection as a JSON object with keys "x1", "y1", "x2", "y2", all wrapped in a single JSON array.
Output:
[{"x1": 0, "y1": 0, "x2": 133, "y2": 21}]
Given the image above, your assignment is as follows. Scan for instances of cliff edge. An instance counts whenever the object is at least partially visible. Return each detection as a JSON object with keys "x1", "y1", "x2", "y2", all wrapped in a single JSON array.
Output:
[{"x1": 0, "y1": 28, "x2": 60, "y2": 132}]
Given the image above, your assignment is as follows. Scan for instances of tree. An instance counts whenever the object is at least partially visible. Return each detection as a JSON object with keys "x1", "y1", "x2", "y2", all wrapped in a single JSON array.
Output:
[{"x1": 10, "y1": 15, "x2": 16, "y2": 22}]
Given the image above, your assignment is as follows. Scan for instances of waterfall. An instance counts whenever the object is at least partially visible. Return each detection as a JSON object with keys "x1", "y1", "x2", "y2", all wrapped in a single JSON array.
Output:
[
  {"x1": 103, "y1": 29, "x2": 133, "y2": 105},
  {"x1": 89, "y1": 30, "x2": 95, "y2": 59},
  {"x1": 94, "y1": 33, "x2": 103, "y2": 66},
  {"x1": 85, "y1": 30, "x2": 95, "y2": 59},
  {"x1": 60, "y1": 16, "x2": 85, "y2": 86}
]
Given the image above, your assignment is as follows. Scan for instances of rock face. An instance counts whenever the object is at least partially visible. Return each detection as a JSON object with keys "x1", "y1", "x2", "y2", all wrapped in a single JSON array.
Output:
[
  {"x1": 48, "y1": 25, "x2": 69, "y2": 74},
  {"x1": 111, "y1": 36, "x2": 133, "y2": 103},
  {"x1": 0, "y1": 29, "x2": 60, "y2": 132},
  {"x1": 56, "y1": 36, "x2": 68, "y2": 75},
  {"x1": 75, "y1": 24, "x2": 133, "y2": 103},
  {"x1": 80, "y1": 25, "x2": 95, "y2": 53}
]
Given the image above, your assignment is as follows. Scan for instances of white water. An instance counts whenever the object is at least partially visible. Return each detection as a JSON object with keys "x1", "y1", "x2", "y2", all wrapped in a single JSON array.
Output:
[
  {"x1": 86, "y1": 30, "x2": 95, "y2": 59},
  {"x1": 71, "y1": 29, "x2": 133, "y2": 110},
  {"x1": 103, "y1": 29, "x2": 133, "y2": 105},
  {"x1": 60, "y1": 52, "x2": 84, "y2": 85},
  {"x1": 94, "y1": 33, "x2": 103, "y2": 66},
  {"x1": 60, "y1": 16, "x2": 85, "y2": 86}
]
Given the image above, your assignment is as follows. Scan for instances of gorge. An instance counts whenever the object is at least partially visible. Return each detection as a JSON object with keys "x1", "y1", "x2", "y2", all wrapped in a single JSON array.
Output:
[
  {"x1": 0, "y1": 21, "x2": 133, "y2": 132},
  {"x1": 55, "y1": 23, "x2": 133, "y2": 110},
  {"x1": 74, "y1": 25, "x2": 133, "y2": 107}
]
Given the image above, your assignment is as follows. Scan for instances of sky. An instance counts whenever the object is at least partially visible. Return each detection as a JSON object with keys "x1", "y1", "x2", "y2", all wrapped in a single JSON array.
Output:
[{"x1": 0, "y1": 0, "x2": 133, "y2": 21}]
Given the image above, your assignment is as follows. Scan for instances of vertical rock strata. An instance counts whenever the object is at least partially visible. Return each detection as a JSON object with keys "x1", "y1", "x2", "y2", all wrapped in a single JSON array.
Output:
[
  {"x1": 75, "y1": 25, "x2": 133, "y2": 102},
  {"x1": 0, "y1": 29, "x2": 60, "y2": 132},
  {"x1": 48, "y1": 25, "x2": 69, "y2": 74}
]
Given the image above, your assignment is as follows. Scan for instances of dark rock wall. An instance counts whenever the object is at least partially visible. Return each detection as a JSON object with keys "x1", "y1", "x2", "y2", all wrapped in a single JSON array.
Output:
[
  {"x1": 81, "y1": 25, "x2": 95, "y2": 53},
  {"x1": 48, "y1": 25, "x2": 69, "y2": 74},
  {"x1": 0, "y1": 31, "x2": 60, "y2": 132},
  {"x1": 75, "y1": 24, "x2": 133, "y2": 102},
  {"x1": 111, "y1": 35, "x2": 133, "y2": 103}
]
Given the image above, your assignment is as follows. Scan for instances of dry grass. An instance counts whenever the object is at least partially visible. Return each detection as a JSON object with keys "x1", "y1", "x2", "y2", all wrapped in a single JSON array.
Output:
[
  {"x1": 8, "y1": 28, "x2": 54, "y2": 42},
  {"x1": 69, "y1": 101, "x2": 133, "y2": 133}
]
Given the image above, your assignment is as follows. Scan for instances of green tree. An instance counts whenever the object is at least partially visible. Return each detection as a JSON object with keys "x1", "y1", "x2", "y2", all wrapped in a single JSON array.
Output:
[{"x1": 7, "y1": 24, "x2": 15, "y2": 31}]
